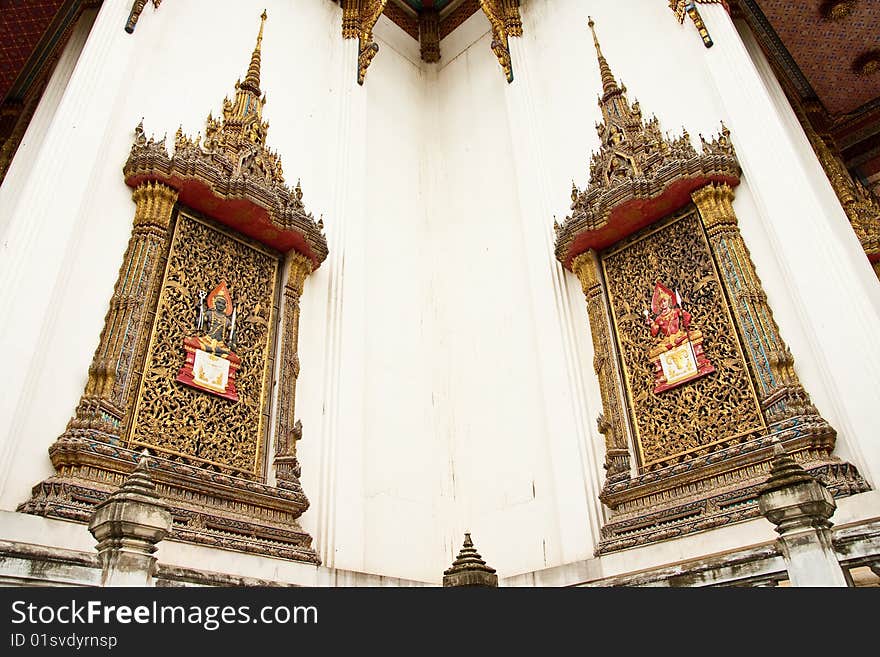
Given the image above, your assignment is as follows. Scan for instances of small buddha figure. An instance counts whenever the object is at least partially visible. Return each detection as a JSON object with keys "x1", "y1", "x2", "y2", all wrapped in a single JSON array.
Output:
[
  {"x1": 176, "y1": 280, "x2": 241, "y2": 401},
  {"x1": 196, "y1": 282, "x2": 237, "y2": 356}
]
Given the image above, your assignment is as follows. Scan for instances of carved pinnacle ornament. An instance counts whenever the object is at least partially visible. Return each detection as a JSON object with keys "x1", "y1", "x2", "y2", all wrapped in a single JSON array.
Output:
[
  {"x1": 588, "y1": 17, "x2": 618, "y2": 99},
  {"x1": 555, "y1": 18, "x2": 739, "y2": 269},
  {"x1": 443, "y1": 533, "x2": 498, "y2": 587},
  {"x1": 124, "y1": 12, "x2": 327, "y2": 268},
  {"x1": 757, "y1": 441, "x2": 849, "y2": 586},
  {"x1": 88, "y1": 451, "x2": 172, "y2": 586}
]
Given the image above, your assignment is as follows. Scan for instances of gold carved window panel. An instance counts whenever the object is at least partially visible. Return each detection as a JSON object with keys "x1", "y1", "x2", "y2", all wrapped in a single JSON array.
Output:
[
  {"x1": 601, "y1": 209, "x2": 765, "y2": 472},
  {"x1": 128, "y1": 210, "x2": 281, "y2": 478}
]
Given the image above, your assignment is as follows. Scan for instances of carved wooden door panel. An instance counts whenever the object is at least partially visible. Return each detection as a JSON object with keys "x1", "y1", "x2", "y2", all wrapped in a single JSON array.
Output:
[
  {"x1": 601, "y1": 209, "x2": 765, "y2": 472},
  {"x1": 128, "y1": 210, "x2": 281, "y2": 479}
]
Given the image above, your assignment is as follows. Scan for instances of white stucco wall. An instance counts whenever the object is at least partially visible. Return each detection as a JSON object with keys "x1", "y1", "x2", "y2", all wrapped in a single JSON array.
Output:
[{"x1": 1, "y1": 0, "x2": 878, "y2": 586}]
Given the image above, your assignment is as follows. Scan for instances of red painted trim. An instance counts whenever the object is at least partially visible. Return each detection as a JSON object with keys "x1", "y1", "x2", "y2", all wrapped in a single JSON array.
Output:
[
  {"x1": 564, "y1": 175, "x2": 740, "y2": 268},
  {"x1": 125, "y1": 173, "x2": 317, "y2": 264}
]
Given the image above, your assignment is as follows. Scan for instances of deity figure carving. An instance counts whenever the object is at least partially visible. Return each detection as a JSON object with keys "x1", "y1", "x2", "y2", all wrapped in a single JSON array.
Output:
[
  {"x1": 196, "y1": 283, "x2": 237, "y2": 354},
  {"x1": 607, "y1": 154, "x2": 632, "y2": 184},
  {"x1": 643, "y1": 281, "x2": 715, "y2": 393},
  {"x1": 176, "y1": 280, "x2": 242, "y2": 401}
]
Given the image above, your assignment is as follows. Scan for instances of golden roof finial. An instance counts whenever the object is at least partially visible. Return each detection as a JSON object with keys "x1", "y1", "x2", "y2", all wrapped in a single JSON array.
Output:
[
  {"x1": 588, "y1": 17, "x2": 620, "y2": 98},
  {"x1": 242, "y1": 10, "x2": 268, "y2": 94}
]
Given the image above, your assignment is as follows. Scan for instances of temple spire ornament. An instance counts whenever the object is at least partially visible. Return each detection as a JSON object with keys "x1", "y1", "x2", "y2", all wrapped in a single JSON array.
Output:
[
  {"x1": 214, "y1": 10, "x2": 272, "y2": 155},
  {"x1": 758, "y1": 441, "x2": 850, "y2": 586},
  {"x1": 556, "y1": 19, "x2": 738, "y2": 269},
  {"x1": 242, "y1": 10, "x2": 267, "y2": 94},
  {"x1": 124, "y1": 10, "x2": 327, "y2": 265},
  {"x1": 588, "y1": 17, "x2": 621, "y2": 99}
]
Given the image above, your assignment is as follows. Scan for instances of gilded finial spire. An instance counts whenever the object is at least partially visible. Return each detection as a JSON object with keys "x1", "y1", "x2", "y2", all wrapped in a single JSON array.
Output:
[
  {"x1": 588, "y1": 17, "x2": 620, "y2": 98},
  {"x1": 242, "y1": 10, "x2": 267, "y2": 94}
]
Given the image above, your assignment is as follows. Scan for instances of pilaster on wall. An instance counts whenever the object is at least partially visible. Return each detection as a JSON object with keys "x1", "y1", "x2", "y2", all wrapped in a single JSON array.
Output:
[
  {"x1": 272, "y1": 253, "x2": 314, "y2": 491},
  {"x1": 311, "y1": 34, "x2": 368, "y2": 570},
  {"x1": 698, "y1": 6, "x2": 880, "y2": 487},
  {"x1": 499, "y1": 34, "x2": 603, "y2": 560},
  {"x1": 0, "y1": 0, "x2": 138, "y2": 508}
]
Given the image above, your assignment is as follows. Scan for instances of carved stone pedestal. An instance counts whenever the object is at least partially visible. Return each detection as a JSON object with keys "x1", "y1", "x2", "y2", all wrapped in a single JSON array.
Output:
[
  {"x1": 758, "y1": 443, "x2": 849, "y2": 587},
  {"x1": 23, "y1": 439, "x2": 320, "y2": 564},
  {"x1": 88, "y1": 452, "x2": 171, "y2": 587},
  {"x1": 443, "y1": 533, "x2": 498, "y2": 588},
  {"x1": 596, "y1": 430, "x2": 866, "y2": 555}
]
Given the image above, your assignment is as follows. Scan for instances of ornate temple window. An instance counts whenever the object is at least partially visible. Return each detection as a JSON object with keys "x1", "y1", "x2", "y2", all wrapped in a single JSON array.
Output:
[
  {"x1": 20, "y1": 12, "x2": 329, "y2": 564},
  {"x1": 555, "y1": 18, "x2": 868, "y2": 554}
]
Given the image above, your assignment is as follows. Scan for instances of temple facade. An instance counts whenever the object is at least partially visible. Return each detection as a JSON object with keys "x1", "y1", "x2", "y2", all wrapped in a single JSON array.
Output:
[{"x1": 0, "y1": 0, "x2": 878, "y2": 587}]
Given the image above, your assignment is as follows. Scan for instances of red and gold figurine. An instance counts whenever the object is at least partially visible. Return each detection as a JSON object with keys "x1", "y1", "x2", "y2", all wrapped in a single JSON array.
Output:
[
  {"x1": 176, "y1": 280, "x2": 242, "y2": 401},
  {"x1": 643, "y1": 281, "x2": 715, "y2": 393}
]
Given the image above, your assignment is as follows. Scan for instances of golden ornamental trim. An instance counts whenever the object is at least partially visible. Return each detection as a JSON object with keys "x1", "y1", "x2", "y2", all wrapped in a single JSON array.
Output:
[
  {"x1": 821, "y1": 1, "x2": 858, "y2": 22},
  {"x1": 479, "y1": 0, "x2": 522, "y2": 83},
  {"x1": 692, "y1": 183, "x2": 822, "y2": 425},
  {"x1": 62, "y1": 180, "x2": 178, "y2": 445},
  {"x1": 274, "y1": 252, "x2": 314, "y2": 491},
  {"x1": 419, "y1": 8, "x2": 441, "y2": 63},
  {"x1": 668, "y1": 0, "x2": 725, "y2": 48},
  {"x1": 125, "y1": 0, "x2": 162, "y2": 34},
  {"x1": 571, "y1": 251, "x2": 632, "y2": 483},
  {"x1": 339, "y1": 0, "x2": 389, "y2": 85},
  {"x1": 796, "y1": 101, "x2": 880, "y2": 273}
]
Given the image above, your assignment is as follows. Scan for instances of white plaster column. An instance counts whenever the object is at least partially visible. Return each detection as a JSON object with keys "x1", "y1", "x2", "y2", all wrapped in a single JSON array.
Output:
[
  {"x1": 699, "y1": 6, "x2": 880, "y2": 487},
  {"x1": 503, "y1": 32, "x2": 603, "y2": 558},
  {"x1": 0, "y1": 0, "x2": 139, "y2": 507},
  {"x1": 311, "y1": 33, "x2": 368, "y2": 570}
]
